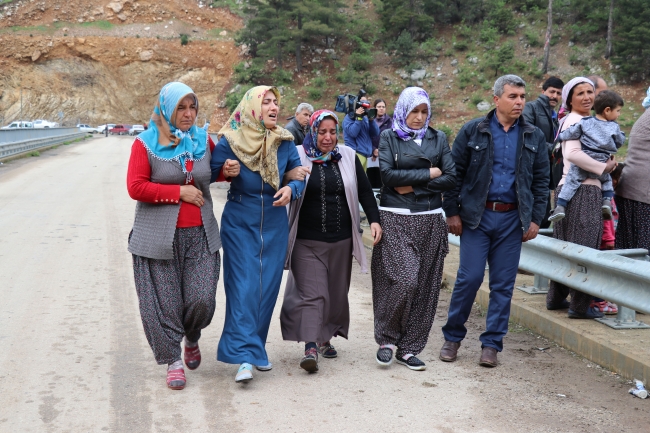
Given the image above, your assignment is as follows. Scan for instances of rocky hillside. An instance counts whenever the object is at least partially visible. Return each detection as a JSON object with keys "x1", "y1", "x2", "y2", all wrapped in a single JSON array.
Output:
[{"x1": 0, "y1": 0, "x2": 242, "y2": 128}]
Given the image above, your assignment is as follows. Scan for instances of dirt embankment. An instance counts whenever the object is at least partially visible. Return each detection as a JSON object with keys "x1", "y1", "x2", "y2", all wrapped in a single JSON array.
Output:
[{"x1": 0, "y1": 0, "x2": 242, "y2": 129}]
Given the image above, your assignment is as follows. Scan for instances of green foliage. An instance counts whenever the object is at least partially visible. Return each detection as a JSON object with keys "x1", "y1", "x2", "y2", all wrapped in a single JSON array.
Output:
[
  {"x1": 272, "y1": 69, "x2": 293, "y2": 84},
  {"x1": 525, "y1": 30, "x2": 541, "y2": 47},
  {"x1": 453, "y1": 36, "x2": 468, "y2": 51},
  {"x1": 378, "y1": 0, "x2": 435, "y2": 40},
  {"x1": 425, "y1": 0, "x2": 485, "y2": 25},
  {"x1": 389, "y1": 31, "x2": 419, "y2": 68},
  {"x1": 349, "y1": 52, "x2": 373, "y2": 71},
  {"x1": 509, "y1": 0, "x2": 545, "y2": 12},
  {"x1": 307, "y1": 87, "x2": 322, "y2": 100},
  {"x1": 180, "y1": 34, "x2": 189, "y2": 46},
  {"x1": 479, "y1": 21, "x2": 499, "y2": 49},
  {"x1": 420, "y1": 38, "x2": 442, "y2": 57},
  {"x1": 437, "y1": 125, "x2": 454, "y2": 141},
  {"x1": 80, "y1": 20, "x2": 113, "y2": 30},
  {"x1": 233, "y1": 60, "x2": 266, "y2": 84},
  {"x1": 612, "y1": 0, "x2": 650, "y2": 82},
  {"x1": 485, "y1": 42, "x2": 515, "y2": 77},
  {"x1": 336, "y1": 69, "x2": 356, "y2": 84},
  {"x1": 225, "y1": 87, "x2": 249, "y2": 112},
  {"x1": 356, "y1": 72, "x2": 378, "y2": 95},
  {"x1": 470, "y1": 93, "x2": 484, "y2": 105},
  {"x1": 458, "y1": 69, "x2": 476, "y2": 90},
  {"x1": 312, "y1": 76, "x2": 326, "y2": 87},
  {"x1": 486, "y1": 1, "x2": 517, "y2": 34}
]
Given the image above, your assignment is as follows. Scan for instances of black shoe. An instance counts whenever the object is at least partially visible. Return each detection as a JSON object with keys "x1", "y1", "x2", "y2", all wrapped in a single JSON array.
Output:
[
  {"x1": 376, "y1": 346, "x2": 393, "y2": 366},
  {"x1": 568, "y1": 306, "x2": 604, "y2": 319},
  {"x1": 546, "y1": 299, "x2": 570, "y2": 310},
  {"x1": 395, "y1": 355, "x2": 426, "y2": 371}
]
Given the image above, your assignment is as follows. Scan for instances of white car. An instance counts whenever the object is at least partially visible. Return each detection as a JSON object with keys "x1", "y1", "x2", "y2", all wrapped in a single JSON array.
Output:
[
  {"x1": 96, "y1": 124, "x2": 115, "y2": 133},
  {"x1": 77, "y1": 124, "x2": 101, "y2": 133},
  {"x1": 1, "y1": 121, "x2": 34, "y2": 129},
  {"x1": 33, "y1": 119, "x2": 59, "y2": 128},
  {"x1": 129, "y1": 125, "x2": 145, "y2": 135}
]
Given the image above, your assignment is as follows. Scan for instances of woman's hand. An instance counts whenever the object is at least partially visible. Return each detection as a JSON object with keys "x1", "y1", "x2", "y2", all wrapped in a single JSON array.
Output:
[
  {"x1": 371, "y1": 222, "x2": 383, "y2": 245},
  {"x1": 429, "y1": 167, "x2": 442, "y2": 179},
  {"x1": 284, "y1": 166, "x2": 311, "y2": 182},
  {"x1": 180, "y1": 185, "x2": 204, "y2": 207},
  {"x1": 273, "y1": 186, "x2": 293, "y2": 206},
  {"x1": 604, "y1": 156, "x2": 617, "y2": 174},
  {"x1": 394, "y1": 186, "x2": 414, "y2": 194},
  {"x1": 223, "y1": 159, "x2": 240, "y2": 177}
]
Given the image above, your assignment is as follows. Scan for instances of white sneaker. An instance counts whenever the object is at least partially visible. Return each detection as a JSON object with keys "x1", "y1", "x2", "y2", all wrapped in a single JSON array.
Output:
[
  {"x1": 235, "y1": 363, "x2": 253, "y2": 383},
  {"x1": 254, "y1": 362, "x2": 273, "y2": 371}
]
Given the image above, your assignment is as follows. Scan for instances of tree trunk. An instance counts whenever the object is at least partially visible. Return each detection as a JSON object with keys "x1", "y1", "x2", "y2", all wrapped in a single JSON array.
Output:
[
  {"x1": 295, "y1": 12, "x2": 303, "y2": 72},
  {"x1": 605, "y1": 0, "x2": 614, "y2": 59},
  {"x1": 542, "y1": 0, "x2": 553, "y2": 74}
]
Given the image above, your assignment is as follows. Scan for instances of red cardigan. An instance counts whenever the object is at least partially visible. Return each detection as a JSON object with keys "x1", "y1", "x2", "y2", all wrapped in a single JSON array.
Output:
[{"x1": 127, "y1": 136, "x2": 224, "y2": 228}]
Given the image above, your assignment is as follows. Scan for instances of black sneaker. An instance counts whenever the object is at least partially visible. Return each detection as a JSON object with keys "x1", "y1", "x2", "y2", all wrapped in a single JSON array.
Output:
[
  {"x1": 376, "y1": 346, "x2": 393, "y2": 366},
  {"x1": 318, "y1": 342, "x2": 337, "y2": 358},
  {"x1": 300, "y1": 348, "x2": 319, "y2": 373},
  {"x1": 395, "y1": 355, "x2": 426, "y2": 371},
  {"x1": 568, "y1": 306, "x2": 604, "y2": 319}
]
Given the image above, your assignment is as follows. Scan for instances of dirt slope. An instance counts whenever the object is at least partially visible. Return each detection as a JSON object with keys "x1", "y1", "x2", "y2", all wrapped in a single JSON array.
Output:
[{"x1": 0, "y1": 0, "x2": 242, "y2": 129}]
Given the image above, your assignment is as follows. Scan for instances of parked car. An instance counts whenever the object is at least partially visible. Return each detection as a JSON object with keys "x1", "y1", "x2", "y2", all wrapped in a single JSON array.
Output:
[
  {"x1": 109, "y1": 124, "x2": 130, "y2": 135},
  {"x1": 34, "y1": 119, "x2": 59, "y2": 128},
  {"x1": 129, "y1": 125, "x2": 145, "y2": 135},
  {"x1": 77, "y1": 124, "x2": 101, "y2": 133},
  {"x1": 1, "y1": 121, "x2": 34, "y2": 129}
]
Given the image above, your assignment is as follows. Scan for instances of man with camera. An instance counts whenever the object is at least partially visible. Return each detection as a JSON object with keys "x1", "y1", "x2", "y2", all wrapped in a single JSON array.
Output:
[{"x1": 343, "y1": 95, "x2": 379, "y2": 171}]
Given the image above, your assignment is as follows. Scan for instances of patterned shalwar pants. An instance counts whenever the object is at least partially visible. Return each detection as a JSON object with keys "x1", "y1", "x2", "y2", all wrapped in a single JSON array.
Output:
[
  {"x1": 132, "y1": 226, "x2": 220, "y2": 365},
  {"x1": 371, "y1": 211, "x2": 449, "y2": 358}
]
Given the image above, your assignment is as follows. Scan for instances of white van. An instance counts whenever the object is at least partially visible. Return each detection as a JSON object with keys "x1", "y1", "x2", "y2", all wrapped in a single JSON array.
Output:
[{"x1": 1, "y1": 121, "x2": 34, "y2": 129}]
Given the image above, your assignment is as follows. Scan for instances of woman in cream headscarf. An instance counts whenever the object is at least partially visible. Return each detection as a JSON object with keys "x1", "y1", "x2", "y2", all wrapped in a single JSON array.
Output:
[{"x1": 211, "y1": 85, "x2": 305, "y2": 383}]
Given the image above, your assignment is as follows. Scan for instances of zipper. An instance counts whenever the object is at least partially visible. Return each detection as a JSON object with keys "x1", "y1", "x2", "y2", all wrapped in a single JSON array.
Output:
[
  {"x1": 479, "y1": 131, "x2": 494, "y2": 225},
  {"x1": 259, "y1": 178, "x2": 264, "y2": 304},
  {"x1": 515, "y1": 131, "x2": 528, "y2": 226}
]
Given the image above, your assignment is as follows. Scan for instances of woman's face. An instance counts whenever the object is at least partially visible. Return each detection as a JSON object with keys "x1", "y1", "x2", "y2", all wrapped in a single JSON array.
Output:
[
  {"x1": 375, "y1": 102, "x2": 386, "y2": 117},
  {"x1": 174, "y1": 95, "x2": 197, "y2": 131},
  {"x1": 570, "y1": 83, "x2": 595, "y2": 116},
  {"x1": 405, "y1": 103, "x2": 428, "y2": 130},
  {"x1": 261, "y1": 90, "x2": 279, "y2": 129},
  {"x1": 316, "y1": 118, "x2": 337, "y2": 154}
]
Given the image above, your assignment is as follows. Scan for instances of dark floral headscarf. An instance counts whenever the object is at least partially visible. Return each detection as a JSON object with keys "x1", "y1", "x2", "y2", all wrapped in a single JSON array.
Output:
[
  {"x1": 302, "y1": 109, "x2": 342, "y2": 165},
  {"x1": 392, "y1": 87, "x2": 431, "y2": 141}
]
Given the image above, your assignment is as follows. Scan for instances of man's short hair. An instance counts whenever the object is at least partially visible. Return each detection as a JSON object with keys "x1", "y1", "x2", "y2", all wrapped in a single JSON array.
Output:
[
  {"x1": 588, "y1": 75, "x2": 606, "y2": 90},
  {"x1": 493, "y1": 74, "x2": 526, "y2": 97},
  {"x1": 593, "y1": 90, "x2": 624, "y2": 114},
  {"x1": 542, "y1": 76, "x2": 564, "y2": 91},
  {"x1": 295, "y1": 102, "x2": 314, "y2": 115}
]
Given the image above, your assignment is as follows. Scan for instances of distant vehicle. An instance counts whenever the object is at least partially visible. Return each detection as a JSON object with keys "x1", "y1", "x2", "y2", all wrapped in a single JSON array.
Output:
[
  {"x1": 1, "y1": 121, "x2": 34, "y2": 129},
  {"x1": 77, "y1": 124, "x2": 101, "y2": 133},
  {"x1": 109, "y1": 124, "x2": 130, "y2": 135},
  {"x1": 33, "y1": 119, "x2": 59, "y2": 129},
  {"x1": 129, "y1": 125, "x2": 145, "y2": 135}
]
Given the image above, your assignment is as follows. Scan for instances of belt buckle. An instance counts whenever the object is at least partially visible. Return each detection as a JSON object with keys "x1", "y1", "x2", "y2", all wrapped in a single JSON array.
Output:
[{"x1": 492, "y1": 201, "x2": 499, "y2": 211}]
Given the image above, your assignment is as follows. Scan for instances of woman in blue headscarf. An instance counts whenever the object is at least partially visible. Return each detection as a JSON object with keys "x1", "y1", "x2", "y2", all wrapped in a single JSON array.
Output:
[
  {"x1": 127, "y1": 82, "x2": 240, "y2": 390},
  {"x1": 371, "y1": 87, "x2": 456, "y2": 371}
]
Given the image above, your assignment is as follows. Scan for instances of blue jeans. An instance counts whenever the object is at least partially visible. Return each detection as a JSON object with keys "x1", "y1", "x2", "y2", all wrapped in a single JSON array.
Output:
[{"x1": 442, "y1": 209, "x2": 523, "y2": 351}]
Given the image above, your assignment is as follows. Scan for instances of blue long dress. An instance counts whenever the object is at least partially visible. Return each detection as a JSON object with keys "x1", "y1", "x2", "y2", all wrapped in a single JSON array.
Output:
[{"x1": 210, "y1": 136, "x2": 304, "y2": 365}]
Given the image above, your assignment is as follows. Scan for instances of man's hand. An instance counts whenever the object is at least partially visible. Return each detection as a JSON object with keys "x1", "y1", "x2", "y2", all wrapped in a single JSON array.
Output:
[
  {"x1": 372, "y1": 148, "x2": 379, "y2": 161},
  {"x1": 370, "y1": 222, "x2": 383, "y2": 246},
  {"x1": 394, "y1": 186, "x2": 414, "y2": 195},
  {"x1": 446, "y1": 215, "x2": 462, "y2": 236},
  {"x1": 180, "y1": 185, "x2": 204, "y2": 207},
  {"x1": 223, "y1": 159, "x2": 240, "y2": 177},
  {"x1": 355, "y1": 107, "x2": 365, "y2": 116},
  {"x1": 522, "y1": 222, "x2": 540, "y2": 242},
  {"x1": 273, "y1": 186, "x2": 293, "y2": 207}
]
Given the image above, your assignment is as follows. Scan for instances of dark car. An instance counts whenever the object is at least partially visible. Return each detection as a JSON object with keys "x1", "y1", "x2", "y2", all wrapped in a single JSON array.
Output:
[{"x1": 109, "y1": 124, "x2": 130, "y2": 135}]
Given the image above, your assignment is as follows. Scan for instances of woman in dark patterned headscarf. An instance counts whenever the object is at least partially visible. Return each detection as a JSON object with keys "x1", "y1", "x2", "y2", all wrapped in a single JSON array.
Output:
[
  {"x1": 280, "y1": 110, "x2": 382, "y2": 373},
  {"x1": 371, "y1": 87, "x2": 456, "y2": 371}
]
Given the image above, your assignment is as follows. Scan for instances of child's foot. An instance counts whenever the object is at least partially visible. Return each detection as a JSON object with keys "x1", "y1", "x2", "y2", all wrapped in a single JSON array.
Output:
[
  {"x1": 548, "y1": 205, "x2": 566, "y2": 222},
  {"x1": 602, "y1": 199, "x2": 613, "y2": 220}
]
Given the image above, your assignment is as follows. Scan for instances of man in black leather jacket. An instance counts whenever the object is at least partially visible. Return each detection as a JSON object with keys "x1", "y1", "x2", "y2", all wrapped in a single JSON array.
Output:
[
  {"x1": 523, "y1": 76, "x2": 563, "y2": 228},
  {"x1": 439, "y1": 75, "x2": 549, "y2": 368}
]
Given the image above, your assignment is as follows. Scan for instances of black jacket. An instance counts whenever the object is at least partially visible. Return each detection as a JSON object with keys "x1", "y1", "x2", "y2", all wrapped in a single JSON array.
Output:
[
  {"x1": 523, "y1": 94, "x2": 558, "y2": 152},
  {"x1": 378, "y1": 127, "x2": 456, "y2": 212},
  {"x1": 442, "y1": 110, "x2": 550, "y2": 231},
  {"x1": 285, "y1": 118, "x2": 307, "y2": 146}
]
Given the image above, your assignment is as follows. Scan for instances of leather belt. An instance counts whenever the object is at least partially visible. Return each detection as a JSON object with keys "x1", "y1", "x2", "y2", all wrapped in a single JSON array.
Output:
[{"x1": 485, "y1": 201, "x2": 518, "y2": 212}]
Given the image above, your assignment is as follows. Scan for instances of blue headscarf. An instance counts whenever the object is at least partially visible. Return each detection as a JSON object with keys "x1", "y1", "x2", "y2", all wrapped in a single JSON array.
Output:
[
  {"x1": 302, "y1": 109, "x2": 342, "y2": 166},
  {"x1": 643, "y1": 86, "x2": 650, "y2": 109},
  {"x1": 138, "y1": 82, "x2": 207, "y2": 183}
]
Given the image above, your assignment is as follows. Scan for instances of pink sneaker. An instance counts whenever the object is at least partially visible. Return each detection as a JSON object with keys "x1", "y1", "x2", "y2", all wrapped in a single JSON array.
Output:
[
  {"x1": 166, "y1": 368, "x2": 186, "y2": 390},
  {"x1": 184, "y1": 343, "x2": 201, "y2": 370}
]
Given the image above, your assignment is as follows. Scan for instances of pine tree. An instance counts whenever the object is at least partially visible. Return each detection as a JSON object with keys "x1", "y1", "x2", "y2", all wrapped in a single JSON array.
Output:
[
  {"x1": 378, "y1": 0, "x2": 435, "y2": 40},
  {"x1": 612, "y1": 0, "x2": 650, "y2": 82}
]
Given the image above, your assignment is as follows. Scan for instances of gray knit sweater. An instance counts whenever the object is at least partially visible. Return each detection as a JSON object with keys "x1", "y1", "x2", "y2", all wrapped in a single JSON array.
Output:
[{"x1": 558, "y1": 116, "x2": 626, "y2": 155}]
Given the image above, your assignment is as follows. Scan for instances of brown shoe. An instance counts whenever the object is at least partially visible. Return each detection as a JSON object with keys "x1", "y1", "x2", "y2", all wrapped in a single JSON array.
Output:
[
  {"x1": 479, "y1": 347, "x2": 498, "y2": 367},
  {"x1": 439, "y1": 340, "x2": 461, "y2": 362}
]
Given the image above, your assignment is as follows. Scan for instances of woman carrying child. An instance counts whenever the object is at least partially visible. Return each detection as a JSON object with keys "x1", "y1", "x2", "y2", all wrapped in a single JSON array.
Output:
[{"x1": 545, "y1": 77, "x2": 617, "y2": 320}]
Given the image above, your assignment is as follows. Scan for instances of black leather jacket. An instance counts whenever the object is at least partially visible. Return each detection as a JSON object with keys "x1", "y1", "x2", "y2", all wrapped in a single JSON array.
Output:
[{"x1": 378, "y1": 127, "x2": 456, "y2": 212}]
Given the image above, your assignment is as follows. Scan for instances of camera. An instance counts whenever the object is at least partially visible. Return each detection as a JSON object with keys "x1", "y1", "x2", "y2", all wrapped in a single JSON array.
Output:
[{"x1": 354, "y1": 89, "x2": 377, "y2": 120}]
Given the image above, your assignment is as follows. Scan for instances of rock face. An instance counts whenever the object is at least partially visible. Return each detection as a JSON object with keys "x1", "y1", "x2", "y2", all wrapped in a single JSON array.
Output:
[
  {"x1": 107, "y1": 2, "x2": 123, "y2": 14},
  {"x1": 139, "y1": 50, "x2": 153, "y2": 61},
  {"x1": 410, "y1": 69, "x2": 427, "y2": 80},
  {"x1": 477, "y1": 101, "x2": 491, "y2": 111},
  {"x1": 31, "y1": 50, "x2": 41, "y2": 62}
]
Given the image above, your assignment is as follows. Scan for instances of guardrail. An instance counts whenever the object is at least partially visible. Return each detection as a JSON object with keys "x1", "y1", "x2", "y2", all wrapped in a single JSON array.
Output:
[
  {"x1": 0, "y1": 127, "x2": 81, "y2": 144},
  {"x1": 448, "y1": 232, "x2": 650, "y2": 329},
  {"x1": 0, "y1": 131, "x2": 88, "y2": 160}
]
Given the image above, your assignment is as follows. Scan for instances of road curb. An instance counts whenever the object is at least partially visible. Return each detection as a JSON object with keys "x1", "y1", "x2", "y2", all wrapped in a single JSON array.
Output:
[{"x1": 362, "y1": 229, "x2": 650, "y2": 382}]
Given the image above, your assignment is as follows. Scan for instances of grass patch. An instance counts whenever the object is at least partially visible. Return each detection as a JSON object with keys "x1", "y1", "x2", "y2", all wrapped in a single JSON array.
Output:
[
  {"x1": 29, "y1": 151, "x2": 40, "y2": 157},
  {"x1": 210, "y1": 0, "x2": 246, "y2": 18},
  {"x1": 80, "y1": 20, "x2": 113, "y2": 30},
  {"x1": 206, "y1": 28, "x2": 227, "y2": 38}
]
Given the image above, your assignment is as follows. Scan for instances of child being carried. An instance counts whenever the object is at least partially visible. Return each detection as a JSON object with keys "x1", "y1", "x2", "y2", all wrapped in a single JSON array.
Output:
[{"x1": 549, "y1": 90, "x2": 626, "y2": 222}]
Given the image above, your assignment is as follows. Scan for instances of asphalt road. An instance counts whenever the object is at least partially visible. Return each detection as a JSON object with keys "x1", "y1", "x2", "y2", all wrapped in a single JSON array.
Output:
[{"x1": 0, "y1": 136, "x2": 647, "y2": 433}]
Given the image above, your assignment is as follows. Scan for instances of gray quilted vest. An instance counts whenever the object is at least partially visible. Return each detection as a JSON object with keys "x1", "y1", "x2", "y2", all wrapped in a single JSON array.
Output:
[{"x1": 128, "y1": 143, "x2": 221, "y2": 260}]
